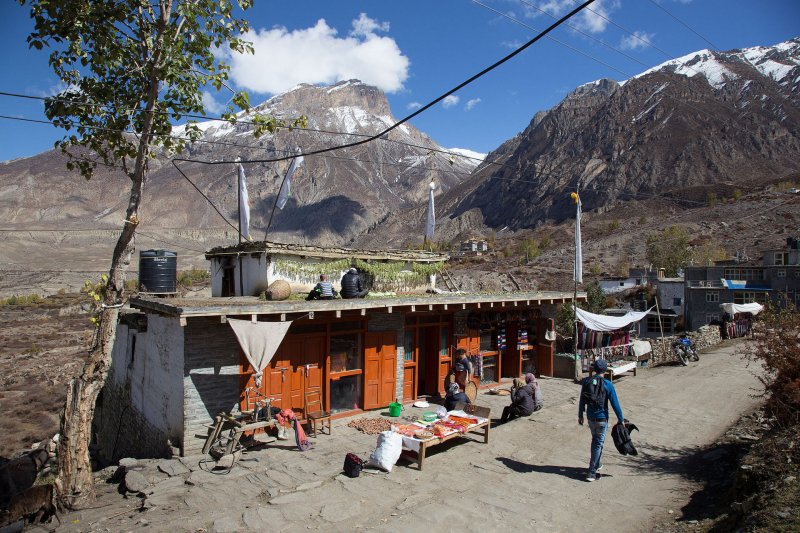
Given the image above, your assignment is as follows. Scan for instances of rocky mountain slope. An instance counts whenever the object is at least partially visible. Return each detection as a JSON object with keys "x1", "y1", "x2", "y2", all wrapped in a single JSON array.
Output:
[
  {"x1": 446, "y1": 38, "x2": 800, "y2": 230},
  {"x1": 0, "y1": 80, "x2": 480, "y2": 247}
]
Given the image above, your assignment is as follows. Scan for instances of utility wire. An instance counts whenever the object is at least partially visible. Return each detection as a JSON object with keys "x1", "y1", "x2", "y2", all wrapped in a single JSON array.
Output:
[{"x1": 645, "y1": 0, "x2": 720, "y2": 52}]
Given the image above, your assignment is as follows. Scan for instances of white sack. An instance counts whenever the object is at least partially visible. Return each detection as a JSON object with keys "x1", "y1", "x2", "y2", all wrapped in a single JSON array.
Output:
[{"x1": 368, "y1": 430, "x2": 403, "y2": 472}]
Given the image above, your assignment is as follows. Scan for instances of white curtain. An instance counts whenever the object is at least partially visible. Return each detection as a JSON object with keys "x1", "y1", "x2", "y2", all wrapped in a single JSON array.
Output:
[{"x1": 228, "y1": 318, "x2": 293, "y2": 387}]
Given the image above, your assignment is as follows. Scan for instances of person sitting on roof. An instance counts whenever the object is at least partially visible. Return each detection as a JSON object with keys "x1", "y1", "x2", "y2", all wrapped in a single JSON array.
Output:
[
  {"x1": 444, "y1": 382, "x2": 470, "y2": 411},
  {"x1": 340, "y1": 267, "x2": 369, "y2": 299},
  {"x1": 306, "y1": 274, "x2": 337, "y2": 301}
]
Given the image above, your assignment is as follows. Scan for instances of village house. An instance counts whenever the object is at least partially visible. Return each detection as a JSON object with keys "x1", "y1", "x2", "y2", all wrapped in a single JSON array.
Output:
[
  {"x1": 683, "y1": 237, "x2": 800, "y2": 330},
  {"x1": 95, "y1": 243, "x2": 581, "y2": 462}
]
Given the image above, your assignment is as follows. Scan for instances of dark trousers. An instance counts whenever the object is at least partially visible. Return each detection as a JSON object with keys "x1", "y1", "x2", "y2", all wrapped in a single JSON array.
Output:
[{"x1": 501, "y1": 404, "x2": 534, "y2": 423}]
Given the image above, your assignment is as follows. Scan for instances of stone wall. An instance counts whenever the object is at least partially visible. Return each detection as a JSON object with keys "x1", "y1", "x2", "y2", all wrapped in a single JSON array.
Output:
[
  {"x1": 182, "y1": 317, "x2": 242, "y2": 456},
  {"x1": 648, "y1": 325, "x2": 722, "y2": 366}
]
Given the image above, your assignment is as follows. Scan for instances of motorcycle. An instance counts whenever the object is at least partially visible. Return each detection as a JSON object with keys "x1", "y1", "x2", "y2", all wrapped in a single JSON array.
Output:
[{"x1": 672, "y1": 335, "x2": 699, "y2": 366}]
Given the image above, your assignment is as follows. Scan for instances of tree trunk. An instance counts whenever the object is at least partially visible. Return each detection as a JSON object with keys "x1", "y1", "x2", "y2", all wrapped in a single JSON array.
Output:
[{"x1": 55, "y1": 16, "x2": 166, "y2": 507}]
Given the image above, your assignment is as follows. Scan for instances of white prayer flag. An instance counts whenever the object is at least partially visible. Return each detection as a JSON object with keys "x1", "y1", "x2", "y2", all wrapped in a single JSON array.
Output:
[
  {"x1": 572, "y1": 192, "x2": 582, "y2": 284},
  {"x1": 425, "y1": 181, "x2": 436, "y2": 239},
  {"x1": 277, "y1": 148, "x2": 304, "y2": 210},
  {"x1": 238, "y1": 163, "x2": 251, "y2": 241}
]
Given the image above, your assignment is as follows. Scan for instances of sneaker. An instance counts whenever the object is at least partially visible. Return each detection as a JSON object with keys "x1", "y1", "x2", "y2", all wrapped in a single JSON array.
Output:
[
  {"x1": 597, "y1": 464, "x2": 604, "y2": 472},
  {"x1": 586, "y1": 474, "x2": 596, "y2": 482}
]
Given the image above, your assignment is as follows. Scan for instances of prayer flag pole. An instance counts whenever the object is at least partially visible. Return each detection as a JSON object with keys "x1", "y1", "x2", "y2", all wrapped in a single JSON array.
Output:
[{"x1": 571, "y1": 190, "x2": 583, "y2": 382}]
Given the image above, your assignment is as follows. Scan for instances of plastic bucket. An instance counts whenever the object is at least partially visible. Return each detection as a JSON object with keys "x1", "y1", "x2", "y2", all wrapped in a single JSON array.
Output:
[{"x1": 388, "y1": 402, "x2": 402, "y2": 417}]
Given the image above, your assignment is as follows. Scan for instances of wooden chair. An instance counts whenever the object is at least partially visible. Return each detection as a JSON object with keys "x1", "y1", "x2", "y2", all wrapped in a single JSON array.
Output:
[{"x1": 304, "y1": 389, "x2": 331, "y2": 437}]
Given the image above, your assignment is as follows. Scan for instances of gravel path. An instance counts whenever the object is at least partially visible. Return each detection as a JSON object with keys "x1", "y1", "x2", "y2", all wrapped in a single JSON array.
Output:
[{"x1": 41, "y1": 340, "x2": 760, "y2": 532}]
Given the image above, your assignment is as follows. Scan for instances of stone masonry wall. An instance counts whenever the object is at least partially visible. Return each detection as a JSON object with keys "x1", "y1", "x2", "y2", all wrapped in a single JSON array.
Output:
[
  {"x1": 649, "y1": 325, "x2": 722, "y2": 366},
  {"x1": 182, "y1": 317, "x2": 242, "y2": 456}
]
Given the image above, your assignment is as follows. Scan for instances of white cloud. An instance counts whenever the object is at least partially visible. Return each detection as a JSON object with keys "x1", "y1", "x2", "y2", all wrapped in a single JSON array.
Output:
[
  {"x1": 522, "y1": 0, "x2": 619, "y2": 34},
  {"x1": 442, "y1": 95, "x2": 460, "y2": 108},
  {"x1": 619, "y1": 31, "x2": 655, "y2": 51},
  {"x1": 350, "y1": 12, "x2": 390, "y2": 37},
  {"x1": 221, "y1": 15, "x2": 409, "y2": 95},
  {"x1": 407, "y1": 101, "x2": 422, "y2": 110},
  {"x1": 465, "y1": 98, "x2": 481, "y2": 111},
  {"x1": 201, "y1": 91, "x2": 226, "y2": 114}
]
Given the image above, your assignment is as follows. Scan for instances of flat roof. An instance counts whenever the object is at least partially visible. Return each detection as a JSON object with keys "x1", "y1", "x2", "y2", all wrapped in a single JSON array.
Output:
[
  {"x1": 130, "y1": 291, "x2": 584, "y2": 319},
  {"x1": 205, "y1": 240, "x2": 449, "y2": 262}
]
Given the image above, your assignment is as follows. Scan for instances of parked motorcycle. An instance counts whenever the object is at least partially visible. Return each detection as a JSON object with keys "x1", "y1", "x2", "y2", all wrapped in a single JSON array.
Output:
[{"x1": 672, "y1": 335, "x2": 699, "y2": 366}]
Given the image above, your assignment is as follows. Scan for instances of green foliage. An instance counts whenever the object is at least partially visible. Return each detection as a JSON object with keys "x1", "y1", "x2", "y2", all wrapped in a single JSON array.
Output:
[
  {"x1": 693, "y1": 240, "x2": 728, "y2": 267},
  {"x1": 555, "y1": 281, "x2": 605, "y2": 337},
  {"x1": 177, "y1": 268, "x2": 210, "y2": 287},
  {"x1": 646, "y1": 226, "x2": 692, "y2": 277},
  {"x1": 638, "y1": 215, "x2": 648, "y2": 225},
  {"x1": 272, "y1": 258, "x2": 444, "y2": 292},
  {"x1": 0, "y1": 294, "x2": 43, "y2": 306},
  {"x1": 732, "y1": 189, "x2": 743, "y2": 201},
  {"x1": 81, "y1": 275, "x2": 107, "y2": 326},
  {"x1": 22, "y1": 0, "x2": 303, "y2": 180},
  {"x1": 588, "y1": 263, "x2": 602, "y2": 276},
  {"x1": 519, "y1": 238, "x2": 540, "y2": 262},
  {"x1": 707, "y1": 191, "x2": 718, "y2": 206},
  {"x1": 538, "y1": 236, "x2": 552, "y2": 250},
  {"x1": 607, "y1": 219, "x2": 621, "y2": 232}
]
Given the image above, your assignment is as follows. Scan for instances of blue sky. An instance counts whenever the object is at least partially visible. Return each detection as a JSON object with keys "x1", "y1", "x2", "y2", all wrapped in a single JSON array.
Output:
[{"x1": 0, "y1": 0, "x2": 798, "y2": 162}]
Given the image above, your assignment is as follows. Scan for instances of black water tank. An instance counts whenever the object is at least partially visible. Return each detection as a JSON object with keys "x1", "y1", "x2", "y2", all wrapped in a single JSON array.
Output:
[{"x1": 139, "y1": 250, "x2": 177, "y2": 293}]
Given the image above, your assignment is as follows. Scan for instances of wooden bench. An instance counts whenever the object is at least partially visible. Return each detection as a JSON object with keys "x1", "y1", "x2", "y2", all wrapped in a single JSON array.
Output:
[
  {"x1": 404, "y1": 403, "x2": 491, "y2": 470},
  {"x1": 605, "y1": 360, "x2": 637, "y2": 381}
]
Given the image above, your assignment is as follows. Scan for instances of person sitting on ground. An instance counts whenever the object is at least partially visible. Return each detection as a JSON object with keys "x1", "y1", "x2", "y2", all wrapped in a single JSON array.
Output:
[
  {"x1": 501, "y1": 377, "x2": 535, "y2": 423},
  {"x1": 444, "y1": 382, "x2": 470, "y2": 411},
  {"x1": 306, "y1": 274, "x2": 337, "y2": 301},
  {"x1": 525, "y1": 372, "x2": 544, "y2": 412},
  {"x1": 340, "y1": 267, "x2": 369, "y2": 299}
]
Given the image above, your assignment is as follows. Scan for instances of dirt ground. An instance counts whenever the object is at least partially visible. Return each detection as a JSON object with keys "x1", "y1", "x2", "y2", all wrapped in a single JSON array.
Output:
[
  {"x1": 0, "y1": 293, "x2": 93, "y2": 458},
  {"x1": 25, "y1": 340, "x2": 763, "y2": 533}
]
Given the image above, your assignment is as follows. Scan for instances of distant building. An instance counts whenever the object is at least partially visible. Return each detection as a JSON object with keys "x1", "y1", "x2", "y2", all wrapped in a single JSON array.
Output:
[
  {"x1": 598, "y1": 267, "x2": 650, "y2": 295},
  {"x1": 459, "y1": 238, "x2": 488, "y2": 256},
  {"x1": 684, "y1": 237, "x2": 800, "y2": 330}
]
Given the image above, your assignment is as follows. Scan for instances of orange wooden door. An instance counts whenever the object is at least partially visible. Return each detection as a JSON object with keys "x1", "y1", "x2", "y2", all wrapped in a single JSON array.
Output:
[
  {"x1": 364, "y1": 331, "x2": 397, "y2": 410},
  {"x1": 301, "y1": 334, "x2": 325, "y2": 415}
]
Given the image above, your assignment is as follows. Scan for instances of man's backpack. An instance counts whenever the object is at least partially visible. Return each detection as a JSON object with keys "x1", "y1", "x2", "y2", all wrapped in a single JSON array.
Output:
[
  {"x1": 343, "y1": 452, "x2": 364, "y2": 478},
  {"x1": 611, "y1": 420, "x2": 639, "y2": 455},
  {"x1": 580, "y1": 375, "x2": 608, "y2": 410}
]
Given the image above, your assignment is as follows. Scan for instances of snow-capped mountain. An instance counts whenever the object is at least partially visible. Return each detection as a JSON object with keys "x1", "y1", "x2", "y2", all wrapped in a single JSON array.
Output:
[{"x1": 448, "y1": 37, "x2": 800, "y2": 229}]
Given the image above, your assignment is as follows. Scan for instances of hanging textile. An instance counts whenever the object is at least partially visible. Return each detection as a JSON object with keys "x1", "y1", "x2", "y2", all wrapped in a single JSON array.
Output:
[
  {"x1": 228, "y1": 318, "x2": 293, "y2": 387},
  {"x1": 575, "y1": 306, "x2": 653, "y2": 332}
]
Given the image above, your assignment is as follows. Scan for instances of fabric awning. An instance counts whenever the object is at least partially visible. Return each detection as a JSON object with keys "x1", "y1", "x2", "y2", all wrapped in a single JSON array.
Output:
[
  {"x1": 575, "y1": 306, "x2": 653, "y2": 332},
  {"x1": 228, "y1": 318, "x2": 293, "y2": 387},
  {"x1": 720, "y1": 302, "x2": 764, "y2": 316}
]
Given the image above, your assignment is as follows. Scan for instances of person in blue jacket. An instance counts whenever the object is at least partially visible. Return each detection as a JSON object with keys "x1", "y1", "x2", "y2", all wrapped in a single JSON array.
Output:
[{"x1": 578, "y1": 358, "x2": 624, "y2": 482}]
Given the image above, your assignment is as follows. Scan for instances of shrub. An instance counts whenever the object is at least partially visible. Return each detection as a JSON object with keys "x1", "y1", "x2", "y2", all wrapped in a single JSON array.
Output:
[
  {"x1": 707, "y1": 191, "x2": 718, "y2": 206},
  {"x1": 747, "y1": 303, "x2": 800, "y2": 428},
  {"x1": 177, "y1": 268, "x2": 211, "y2": 286}
]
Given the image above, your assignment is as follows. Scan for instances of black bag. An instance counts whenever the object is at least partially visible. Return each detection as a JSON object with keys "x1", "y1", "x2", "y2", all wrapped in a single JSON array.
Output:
[
  {"x1": 580, "y1": 375, "x2": 608, "y2": 410},
  {"x1": 611, "y1": 420, "x2": 639, "y2": 456},
  {"x1": 343, "y1": 452, "x2": 364, "y2": 478}
]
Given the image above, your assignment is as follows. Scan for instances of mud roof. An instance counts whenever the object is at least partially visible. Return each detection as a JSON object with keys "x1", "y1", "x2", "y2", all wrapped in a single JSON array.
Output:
[
  {"x1": 205, "y1": 241, "x2": 449, "y2": 262},
  {"x1": 130, "y1": 291, "x2": 584, "y2": 320}
]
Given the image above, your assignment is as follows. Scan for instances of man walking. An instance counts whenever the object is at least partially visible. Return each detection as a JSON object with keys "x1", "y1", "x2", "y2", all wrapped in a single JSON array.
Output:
[{"x1": 578, "y1": 359, "x2": 624, "y2": 482}]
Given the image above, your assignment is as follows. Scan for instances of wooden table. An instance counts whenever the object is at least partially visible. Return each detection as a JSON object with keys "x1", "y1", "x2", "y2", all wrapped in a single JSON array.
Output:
[{"x1": 401, "y1": 406, "x2": 491, "y2": 470}]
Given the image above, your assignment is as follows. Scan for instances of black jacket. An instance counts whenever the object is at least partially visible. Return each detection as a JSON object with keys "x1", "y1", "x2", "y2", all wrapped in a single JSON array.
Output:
[
  {"x1": 444, "y1": 391, "x2": 470, "y2": 411},
  {"x1": 510, "y1": 384, "x2": 535, "y2": 416},
  {"x1": 611, "y1": 420, "x2": 639, "y2": 455},
  {"x1": 340, "y1": 271, "x2": 365, "y2": 299}
]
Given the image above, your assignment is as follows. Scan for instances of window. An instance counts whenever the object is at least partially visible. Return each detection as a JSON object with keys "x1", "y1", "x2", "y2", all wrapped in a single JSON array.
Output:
[
  {"x1": 673, "y1": 297, "x2": 682, "y2": 306},
  {"x1": 776, "y1": 270, "x2": 786, "y2": 278},
  {"x1": 795, "y1": 269, "x2": 800, "y2": 278},
  {"x1": 439, "y1": 327, "x2": 449, "y2": 357},
  {"x1": 330, "y1": 334, "x2": 361, "y2": 373},
  {"x1": 733, "y1": 292, "x2": 768, "y2": 305},
  {"x1": 724, "y1": 268, "x2": 764, "y2": 281},
  {"x1": 706, "y1": 314, "x2": 720, "y2": 323},
  {"x1": 774, "y1": 252, "x2": 788, "y2": 266},
  {"x1": 403, "y1": 330, "x2": 415, "y2": 362},
  {"x1": 646, "y1": 316, "x2": 661, "y2": 333},
  {"x1": 330, "y1": 375, "x2": 361, "y2": 413},
  {"x1": 706, "y1": 292, "x2": 719, "y2": 302}
]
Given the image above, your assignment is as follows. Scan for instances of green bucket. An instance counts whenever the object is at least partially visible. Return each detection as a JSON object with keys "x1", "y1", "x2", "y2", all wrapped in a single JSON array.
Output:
[{"x1": 388, "y1": 402, "x2": 402, "y2": 417}]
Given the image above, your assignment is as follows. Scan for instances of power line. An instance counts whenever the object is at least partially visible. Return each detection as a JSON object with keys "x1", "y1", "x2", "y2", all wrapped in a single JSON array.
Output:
[{"x1": 645, "y1": 0, "x2": 720, "y2": 52}]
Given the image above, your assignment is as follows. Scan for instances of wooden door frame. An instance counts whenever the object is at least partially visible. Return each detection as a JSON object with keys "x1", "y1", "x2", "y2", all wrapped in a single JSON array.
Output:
[{"x1": 403, "y1": 328, "x2": 418, "y2": 402}]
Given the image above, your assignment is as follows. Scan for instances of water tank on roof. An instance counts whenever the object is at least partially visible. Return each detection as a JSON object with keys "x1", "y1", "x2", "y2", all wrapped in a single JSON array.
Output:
[{"x1": 139, "y1": 250, "x2": 177, "y2": 294}]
